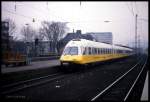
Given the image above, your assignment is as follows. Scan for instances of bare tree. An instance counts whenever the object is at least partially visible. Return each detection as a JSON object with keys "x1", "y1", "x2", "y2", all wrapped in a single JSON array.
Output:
[
  {"x1": 4, "y1": 18, "x2": 18, "y2": 40},
  {"x1": 21, "y1": 25, "x2": 36, "y2": 42},
  {"x1": 39, "y1": 21, "x2": 69, "y2": 54}
]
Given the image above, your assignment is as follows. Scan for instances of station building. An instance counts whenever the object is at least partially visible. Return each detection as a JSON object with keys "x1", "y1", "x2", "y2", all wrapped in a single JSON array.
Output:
[{"x1": 85, "y1": 32, "x2": 113, "y2": 44}]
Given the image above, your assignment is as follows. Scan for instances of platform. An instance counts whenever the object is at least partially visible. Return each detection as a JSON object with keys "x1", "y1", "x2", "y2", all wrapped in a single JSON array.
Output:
[{"x1": 141, "y1": 71, "x2": 148, "y2": 101}]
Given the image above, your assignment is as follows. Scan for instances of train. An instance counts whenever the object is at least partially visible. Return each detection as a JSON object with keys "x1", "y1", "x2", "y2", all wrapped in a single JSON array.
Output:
[{"x1": 60, "y1": 39, "x2": 133, "y2": 66}]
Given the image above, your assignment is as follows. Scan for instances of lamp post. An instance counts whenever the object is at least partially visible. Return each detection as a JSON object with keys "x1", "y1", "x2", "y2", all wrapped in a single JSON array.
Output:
[{"x1": 25, "y1": 23, "x2": 31, "y2": 64}]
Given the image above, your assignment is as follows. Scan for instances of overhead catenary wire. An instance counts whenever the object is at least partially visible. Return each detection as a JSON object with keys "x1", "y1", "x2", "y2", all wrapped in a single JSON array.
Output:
[
  {"x1": 17, "y1": 2, "x2": 67, "y2": 22},
  {"x1": 3, "y1": 8, "x2": 43, "y2": 22},
  {"x1": 15, "y1": 2, "x2": 51, "y2": 22},
  {"x1": 131, "y1": 2, "x2": 135, "y2": 16},
  {"x1": 3, "y1": 2, "x2": 70, "y2": 24},
  {"x1": 125, "y1": 2, "x2": 134, "y2": 16},
  {"x1": 135, "y1": 2, "x2": 139, "y2": 14}
]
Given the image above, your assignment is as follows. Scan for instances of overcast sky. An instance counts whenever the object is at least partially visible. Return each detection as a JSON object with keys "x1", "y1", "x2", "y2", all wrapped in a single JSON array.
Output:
[{"x1": 1, "y1": 1, "x2": 148, "y2": 48}]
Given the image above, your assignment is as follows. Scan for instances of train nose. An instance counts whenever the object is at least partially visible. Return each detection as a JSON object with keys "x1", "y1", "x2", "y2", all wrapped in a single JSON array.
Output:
[{"x1": 60, "y1": 55, "x2": 81, "y2": 62}]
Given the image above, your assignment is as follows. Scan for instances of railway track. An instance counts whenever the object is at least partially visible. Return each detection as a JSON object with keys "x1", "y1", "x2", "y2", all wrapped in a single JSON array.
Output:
[
  {"x1": 1, "y1": 72, "x2": 65, "y2": 95},
  {"x1": 91, "y1": 56, "x2": 147, "y2": 101},
  {"x1": 1, "y1": 66, "x2": 87, "y2": 95}
]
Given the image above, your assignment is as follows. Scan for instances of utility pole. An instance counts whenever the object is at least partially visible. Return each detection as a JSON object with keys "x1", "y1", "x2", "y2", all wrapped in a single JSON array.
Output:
[
  {"x1": 138, "y1": 35, "x2": 140, "y2": 55},
  {"x1": 135, "y1": 14, "x2": 138, "y2": 57}
]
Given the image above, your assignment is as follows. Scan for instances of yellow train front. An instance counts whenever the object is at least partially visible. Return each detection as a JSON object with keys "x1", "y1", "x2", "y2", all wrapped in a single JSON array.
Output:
[{"x1": 60, "y1": 39, "x2": 133, "y2": 66}]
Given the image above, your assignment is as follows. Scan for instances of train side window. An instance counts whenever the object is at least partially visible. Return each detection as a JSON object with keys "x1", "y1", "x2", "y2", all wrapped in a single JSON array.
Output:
[
  {"x1": 85, "y1": 47, "x2": 87, "y2": 55},
  {"x1": 93, "y1": 48, "x2": 95, "y2": 55},
  {"x1": 103, "y1": 48, "x2": 105, "y2": 54},
  {"x1": 102, "y1": 48, "x2": 105, "y2": 54},
  {"x1": 92, "y1": 47, "x2": 94, "y2": 55},
  {"x1": 94, "y1": 48, "x2": 96, "y2": 55},
  {"x1": 95, "y1": 48, "x2": 97, "y2": 55},
  {"x1": 101, "y1": 48, "x2": 102, "y2": 54},
  {"x1": 83, "y1": 47, "x2": 86, "y2": 55},
  {"x1": 86, "y1": 47, "x2": 89, "y2": 55},
  {"x1": 98, "y1": 48, "x2": 100, "y2": 54},
  {"x1": 104, "y1": 48, "x2": 105, "y2": 54},
  {"x1": 88, "y1": 47, "x2": 91, "y2": 55},
  {"x1": 99, "y1": 48, "x2": 101, "y2": 54},
  {"x1": 96, "y1": 48, "x2": 97, "y2": 55}
]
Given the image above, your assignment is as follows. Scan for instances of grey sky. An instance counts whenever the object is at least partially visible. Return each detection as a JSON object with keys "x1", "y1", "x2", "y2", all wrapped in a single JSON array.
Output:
[{"x1": 1, "y1": 1, "x2": 148, "y2": 48}]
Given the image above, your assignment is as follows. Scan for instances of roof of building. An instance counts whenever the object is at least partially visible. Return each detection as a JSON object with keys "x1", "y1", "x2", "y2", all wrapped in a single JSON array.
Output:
[{"x1": 59, "y1": 30, "x2": 94, "y2": 43}]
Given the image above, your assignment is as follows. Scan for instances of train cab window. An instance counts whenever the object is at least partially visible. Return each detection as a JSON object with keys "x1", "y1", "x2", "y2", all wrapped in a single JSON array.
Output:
[{"x1": 63, "y1": 47, "x2": 78, "y2": 55}]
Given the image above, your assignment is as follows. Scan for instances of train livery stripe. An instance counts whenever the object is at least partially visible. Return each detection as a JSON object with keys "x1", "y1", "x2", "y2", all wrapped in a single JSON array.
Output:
[{"x1": 60, "y1": 54, "x2": 130, "y2": 64}]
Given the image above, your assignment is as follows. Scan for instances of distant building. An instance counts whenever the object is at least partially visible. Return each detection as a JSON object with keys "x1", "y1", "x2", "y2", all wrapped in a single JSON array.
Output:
[
  {"x1": 85, "y1": 32, "x2": 113, "y2": 44},
  {"x1": 58, "y1": 30, "x2": 94, "y2": 54}
]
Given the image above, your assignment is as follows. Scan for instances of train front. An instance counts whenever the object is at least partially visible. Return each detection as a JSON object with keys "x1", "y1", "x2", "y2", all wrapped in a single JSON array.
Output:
[{"x1": 60, "y1": 40, "x2": 83, "y2": 66}]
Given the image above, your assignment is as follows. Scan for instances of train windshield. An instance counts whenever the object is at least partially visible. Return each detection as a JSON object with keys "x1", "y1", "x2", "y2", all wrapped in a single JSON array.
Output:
[{"x1": 63, "y1": 47, "x2": 78, "y2": 55}]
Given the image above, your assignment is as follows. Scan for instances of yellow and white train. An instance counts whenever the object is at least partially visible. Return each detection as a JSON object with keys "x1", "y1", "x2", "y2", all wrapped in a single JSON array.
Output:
[{"x1": 60, "y1": 39, "x2": 133, "y2": 66}]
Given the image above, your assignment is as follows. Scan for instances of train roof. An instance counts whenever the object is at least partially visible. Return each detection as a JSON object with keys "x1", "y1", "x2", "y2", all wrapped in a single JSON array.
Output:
[{"x1": 66, "y1": 39, "x2": 133, "y2": 51}]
